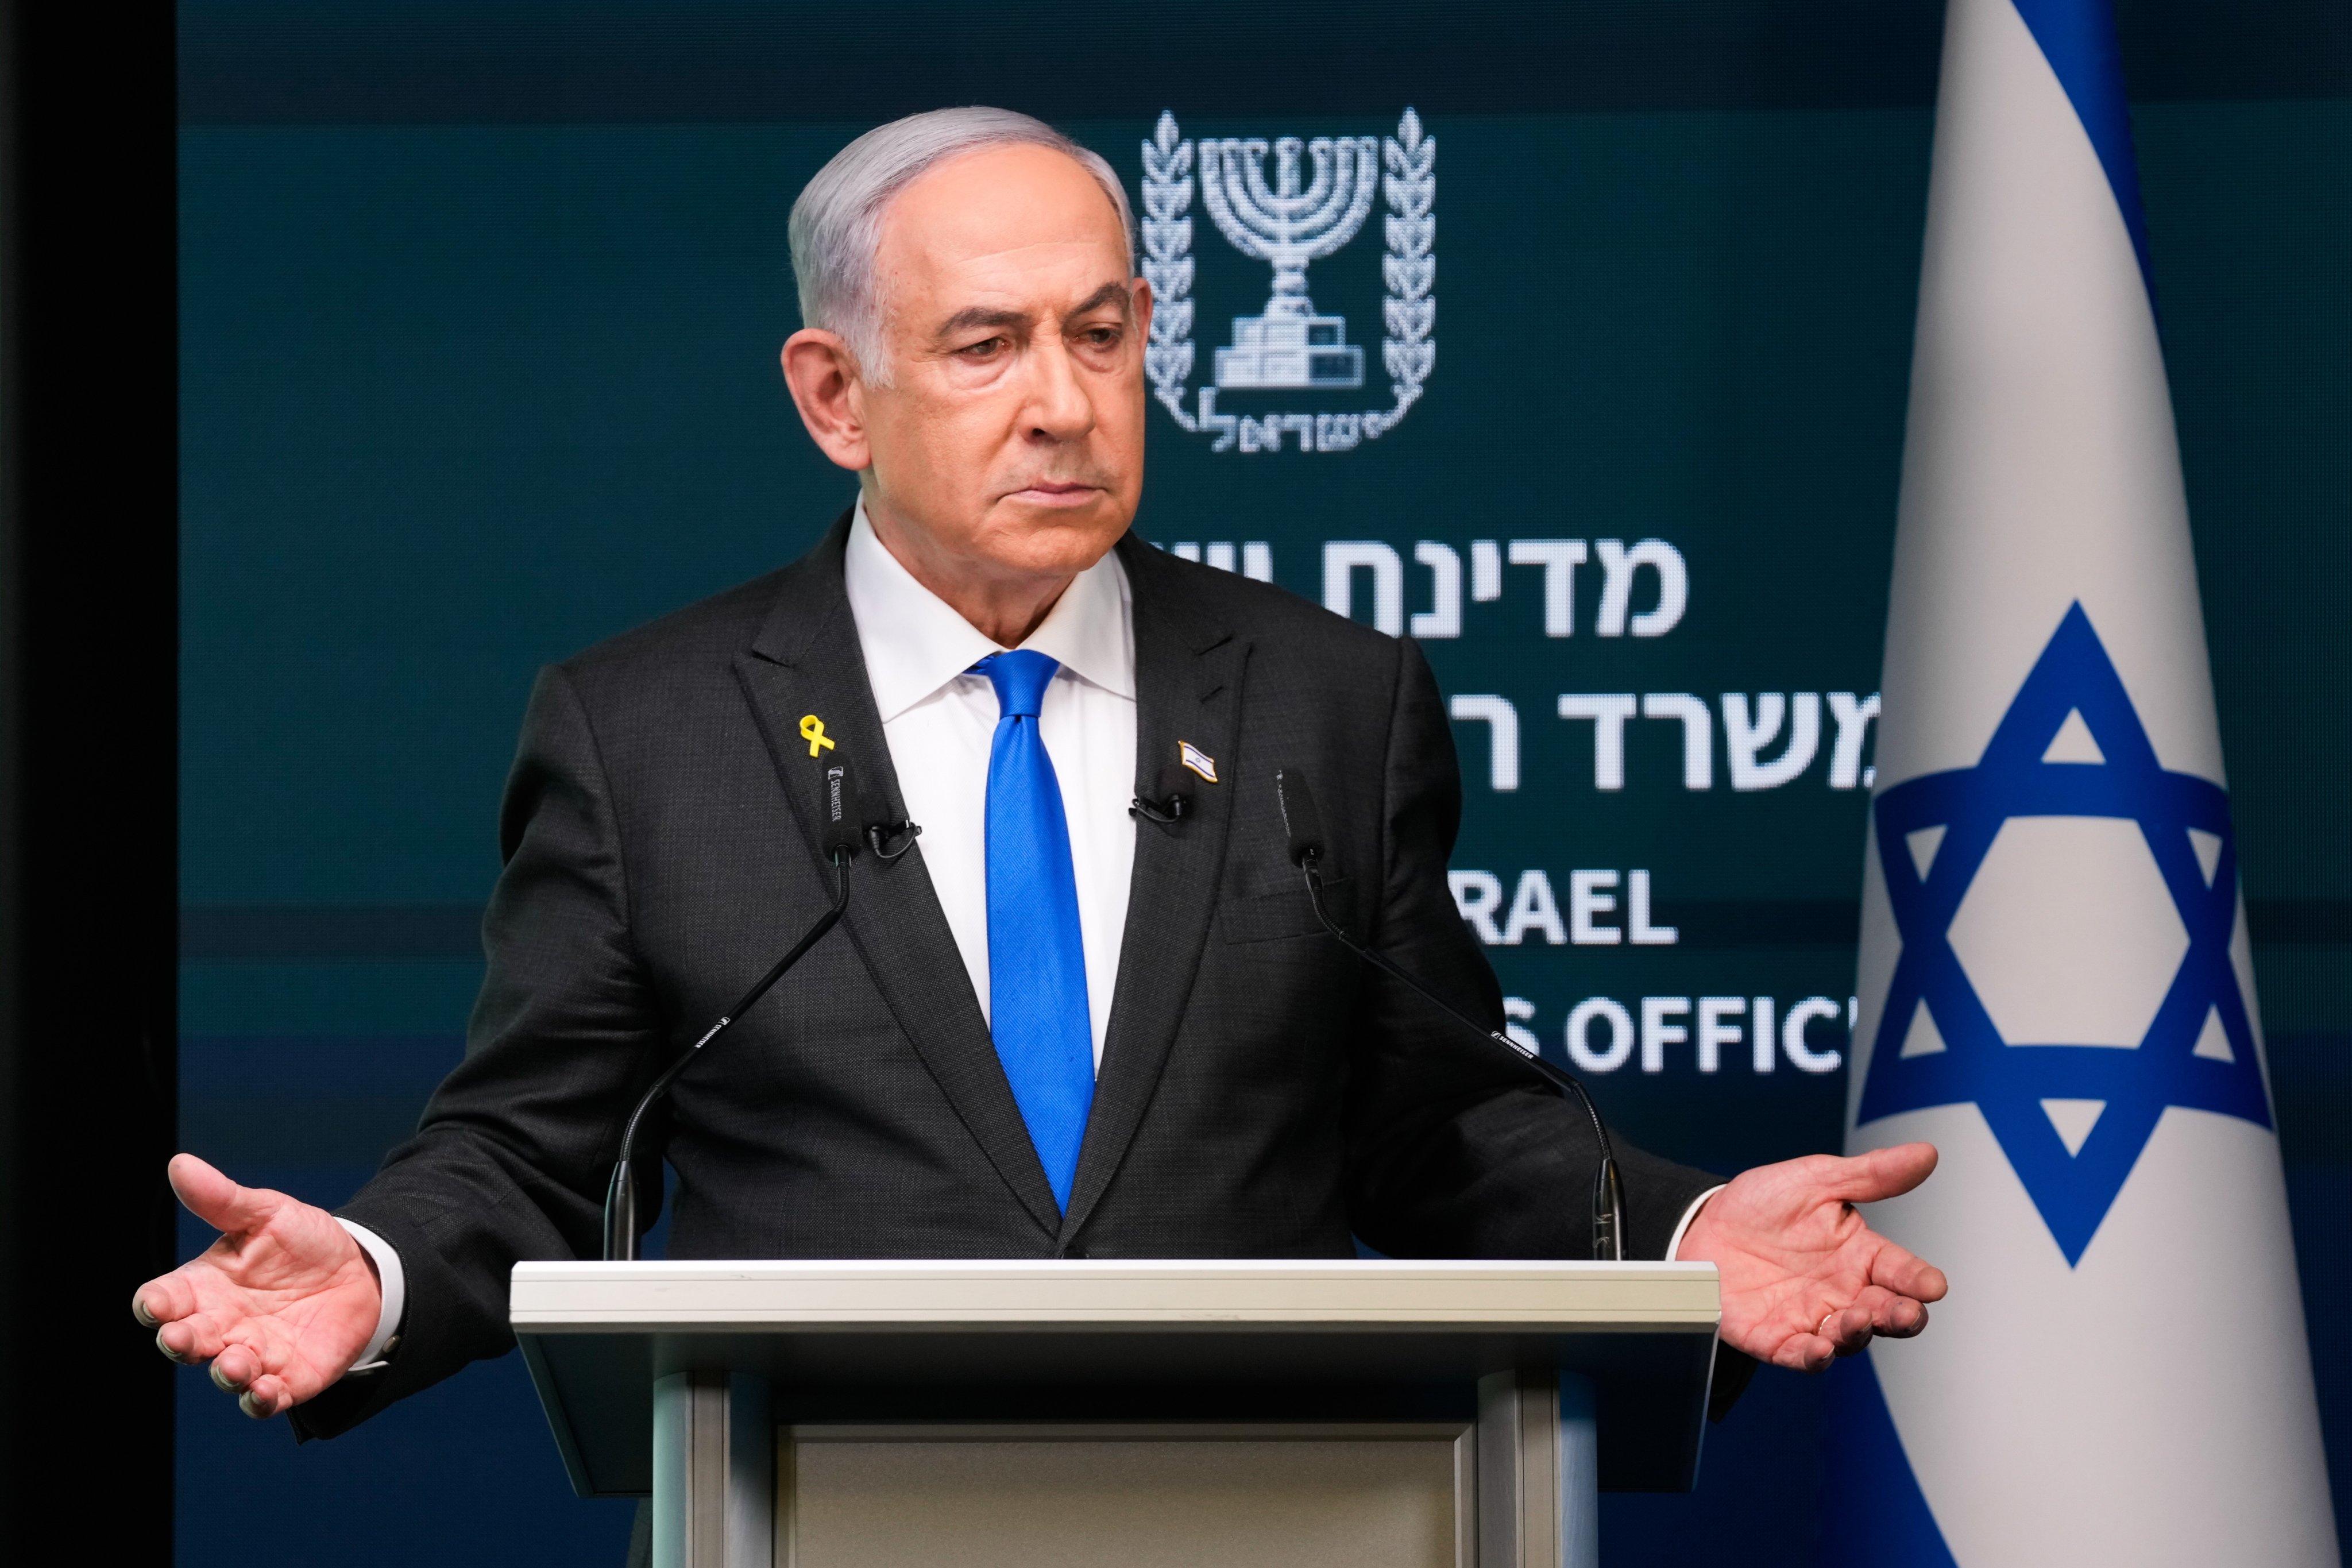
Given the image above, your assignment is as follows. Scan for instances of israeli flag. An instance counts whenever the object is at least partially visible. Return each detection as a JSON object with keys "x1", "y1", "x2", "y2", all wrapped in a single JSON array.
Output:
[{"x1": 1822, "y1": 0, "x2": 2340, "y2": 1563}]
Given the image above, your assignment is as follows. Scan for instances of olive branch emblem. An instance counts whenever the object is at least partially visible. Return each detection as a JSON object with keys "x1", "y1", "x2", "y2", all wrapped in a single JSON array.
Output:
[{"x1": 1140, "y1": 109, "x2": 1436, "y2": 453}]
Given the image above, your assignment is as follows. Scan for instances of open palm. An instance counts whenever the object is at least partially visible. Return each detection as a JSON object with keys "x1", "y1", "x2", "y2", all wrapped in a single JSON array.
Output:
[
  {"x1": 132, "y1": 1154, "x2": 383, "y2": 1418},
  {"x1": 1676, "y1": 1142, "x2": 1948, "y2": 1372}
]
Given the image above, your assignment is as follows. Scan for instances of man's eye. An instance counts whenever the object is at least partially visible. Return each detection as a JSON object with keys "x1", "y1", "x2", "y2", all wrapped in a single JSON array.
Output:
[
  {"x1": 1080, "y1": 326, "x2": 1122, "y2": 348},
  {"x1": 958, "y1": 337, "x2": 1007, "y2": 360}
]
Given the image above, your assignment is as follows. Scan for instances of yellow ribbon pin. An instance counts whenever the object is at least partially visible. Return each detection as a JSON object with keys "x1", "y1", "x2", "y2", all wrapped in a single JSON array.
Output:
[{"x1": 800, "y1": 715, "x2": 836, "y2": 758}]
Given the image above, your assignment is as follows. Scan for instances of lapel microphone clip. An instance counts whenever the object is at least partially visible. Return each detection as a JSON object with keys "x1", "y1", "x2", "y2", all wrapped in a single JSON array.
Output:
[
  {"x1": 1130, "y1": 763, "x2": 1194, "y2": 825},
  {"x1": 865, "y1": 820, "x2": 922, "y2": 860}
]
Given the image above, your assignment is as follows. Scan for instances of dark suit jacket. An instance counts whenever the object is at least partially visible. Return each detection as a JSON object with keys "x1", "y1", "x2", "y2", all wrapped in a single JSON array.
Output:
[{"x1": 297, "y1": 517, "x2": 1720, "y2": 1439}]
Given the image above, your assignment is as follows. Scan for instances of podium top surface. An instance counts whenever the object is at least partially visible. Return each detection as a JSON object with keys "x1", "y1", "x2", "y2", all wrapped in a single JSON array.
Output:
[
  {"x1": 513, "y1": 1260, "x2": 1722, "y2": 1497},
  {"x1": 511, "y1": 1258, "x2": 1720, "y2": 1334}
]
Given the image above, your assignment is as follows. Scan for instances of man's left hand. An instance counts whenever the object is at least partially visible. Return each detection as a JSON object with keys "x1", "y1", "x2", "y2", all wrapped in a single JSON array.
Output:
[{"x1": 1674, "y1": 1142, "x2": 1948, "y2": 1372}]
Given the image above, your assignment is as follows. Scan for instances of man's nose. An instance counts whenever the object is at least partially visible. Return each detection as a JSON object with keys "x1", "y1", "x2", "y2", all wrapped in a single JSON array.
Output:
[{"x1": 1022, "y1": 338, "x2": 1096, "y2": 443}]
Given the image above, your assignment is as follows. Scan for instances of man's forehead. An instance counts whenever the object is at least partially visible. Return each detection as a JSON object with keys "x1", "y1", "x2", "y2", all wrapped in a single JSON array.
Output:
[{"x1": 879, "y1": 146, "x2": 1127, "y2": 290}]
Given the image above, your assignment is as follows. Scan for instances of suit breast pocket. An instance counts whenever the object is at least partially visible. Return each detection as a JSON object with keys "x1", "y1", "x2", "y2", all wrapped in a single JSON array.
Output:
[{"x1": 1219, "y1": 878, "x2": 1357, "y2": 945}]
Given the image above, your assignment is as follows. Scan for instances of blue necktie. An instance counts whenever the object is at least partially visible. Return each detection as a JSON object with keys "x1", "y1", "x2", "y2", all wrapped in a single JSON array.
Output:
[{"x1": 973, "y1": 650, "x2": 1094, "y2": 1211}]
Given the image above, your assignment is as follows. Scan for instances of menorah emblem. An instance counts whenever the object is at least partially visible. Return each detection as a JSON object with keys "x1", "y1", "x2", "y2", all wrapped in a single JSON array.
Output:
[
  {"x1": 1140, "y1": 109, "x2": 1436, "y2": 454},
  {"x1": 1199, "y1": 135, "x2": 1381, "y2": 391}
]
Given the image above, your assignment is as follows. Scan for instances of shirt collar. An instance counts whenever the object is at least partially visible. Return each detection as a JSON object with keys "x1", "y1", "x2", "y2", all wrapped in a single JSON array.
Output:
[{"x1": 843, "y1": 496, "x2": 1136, "y2": 724}]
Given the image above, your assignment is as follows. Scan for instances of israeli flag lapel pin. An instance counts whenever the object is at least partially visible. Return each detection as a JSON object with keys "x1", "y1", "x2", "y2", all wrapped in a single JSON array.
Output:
[{"x1": 1179, "y1": 741, "x2": 1218, "y2": 783}]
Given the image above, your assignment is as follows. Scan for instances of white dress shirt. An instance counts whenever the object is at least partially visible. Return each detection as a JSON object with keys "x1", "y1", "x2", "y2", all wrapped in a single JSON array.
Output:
[
  {"x1": 841, "y1": 497, "x2": 1138, "y2": 1065},
  {"x1": 341, "y1": 504, "x2": 1710, "y2": 1376}
]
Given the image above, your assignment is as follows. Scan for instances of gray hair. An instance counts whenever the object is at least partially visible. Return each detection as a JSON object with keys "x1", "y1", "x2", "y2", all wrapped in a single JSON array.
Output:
[{"x1": 789, "y1": 107, "x2": 1136, "y2": 383}]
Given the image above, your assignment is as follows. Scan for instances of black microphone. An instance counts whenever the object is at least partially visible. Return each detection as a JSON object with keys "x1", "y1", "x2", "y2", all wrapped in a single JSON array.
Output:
[
  {"x1": 1130, "y1": 763, "x2": 1193, "y2": 825},
  {"x1": 600, "y1": 760, "x2": 865, "y2": 1261},
  {"x1": 1269, "y1": 767, "x2": 1627, "y2": 1261},
  {"x1": 1273, "y1": 764, "x2": 1326, "y2": 867},
  {"x1": 821, "y1": 760, "x2": 862, "y2": 858}
]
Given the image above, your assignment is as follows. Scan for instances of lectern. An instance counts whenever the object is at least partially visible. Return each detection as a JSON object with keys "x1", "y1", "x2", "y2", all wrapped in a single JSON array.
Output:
[{"x1": 515, "y1": 1259, "x2": 1720, "y2": 1568}]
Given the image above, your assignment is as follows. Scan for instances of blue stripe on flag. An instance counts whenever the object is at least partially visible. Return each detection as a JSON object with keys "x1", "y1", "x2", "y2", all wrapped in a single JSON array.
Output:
[
  {"x1": 1815, "y1": 1353, "x2": 1959, "y2": 1568},
  {"x1": 2007, "y1": 0, "x2": 2156, "y2": 299}
]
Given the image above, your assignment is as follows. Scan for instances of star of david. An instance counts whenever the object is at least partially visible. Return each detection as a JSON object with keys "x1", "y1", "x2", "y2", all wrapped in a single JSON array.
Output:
[{"x1": 1857, "y1": 603, "x2": 2270, "y2": 1265}]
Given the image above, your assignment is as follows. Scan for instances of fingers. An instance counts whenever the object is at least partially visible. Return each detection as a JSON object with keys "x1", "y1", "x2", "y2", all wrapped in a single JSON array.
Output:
[
  {"x1": 1835, "y1": 1283, "x2": 1925, "y2": 1337},
  {"x1": 137, "y1": 1268, "x2": 231, "y2": 1365},
  {"x1": 156, "y1": 1321, "x2": 205, "y2": 1368},
  {"x1": 1866, "y1": 1235, "x2": 1950, "y2": 1304},
  {"x1": 208, "y1": 1341, "x2": 295, "y2": 1419},
  {"x1": 1825, "y1": 1142, "x2": 1939, "y2": 1206},
  {"x1": 240, "y1": 1375, "x2": 292, "y2": 1420},
  {"x1": 1772, "y1": 1331, "x2": 1838, "y2": 1373},
  {"x1": 1763, "y1": 1292, "x2": 1935, "y2": 1374},
  {"x1": 1793, "y1": 1307, "x2": 1897, "y2": 1368},
  {"x1": 156, "y1": 1300, "x2": 233, "y2": 1364},
  {"x1": 1823, "y1": 1303, "x2": 1876, "y2": 1355},
  {"x1": 1875, "y1": 1299, "x2": 1930, "y2": 1338},
  {"x1": 1873, "y1": 1277, "x2": 1941, "y2": 1327},
  {"x1": 167, "y1": 1153, "x2": 283, "y2": 1237},
  {"x1": 211, "y1": 1341, "x2": 265, "y2": 1392},
  {"x1": 130, "y1": 1272, "x2": 193, "y2": 1328}
]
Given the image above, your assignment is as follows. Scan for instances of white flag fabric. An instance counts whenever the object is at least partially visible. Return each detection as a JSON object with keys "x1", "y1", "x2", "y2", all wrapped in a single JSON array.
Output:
[{"x1": 1821, "y1": 0, "x2": 2339, "y2": 1564}]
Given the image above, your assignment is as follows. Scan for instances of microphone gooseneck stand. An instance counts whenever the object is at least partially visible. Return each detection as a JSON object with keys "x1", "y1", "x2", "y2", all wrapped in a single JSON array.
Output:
[
  {"x1": 1272, "y1": 767, "x2": 1627, "y2": 1261},
  {"x1": 600, "y1": 845, "x2": 855, "y2": 1262}
]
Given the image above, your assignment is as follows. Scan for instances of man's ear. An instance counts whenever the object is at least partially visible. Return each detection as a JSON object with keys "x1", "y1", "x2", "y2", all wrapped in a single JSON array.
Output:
[
  {"x1": 780, "y1": 329, "x2": 872, "y2": 472},
  {"x1": 1131, "y1": 275, "x2": 1154, "y2": 341}
]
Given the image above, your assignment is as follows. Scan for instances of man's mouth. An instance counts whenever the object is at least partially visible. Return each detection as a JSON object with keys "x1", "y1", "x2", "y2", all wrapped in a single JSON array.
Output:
[{"x1": 1006, "y1": 480, "x2": 1103, "y2": 506}]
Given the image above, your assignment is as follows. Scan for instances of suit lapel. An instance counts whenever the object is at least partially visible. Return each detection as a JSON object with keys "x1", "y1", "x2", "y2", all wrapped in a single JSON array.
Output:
[
  {"x1": 1059, "y1": 536, "x2": 1248, "y2": 1243},
  {"x1": 733, "y1": 515, "x2": 1064, "y2": 1238}
]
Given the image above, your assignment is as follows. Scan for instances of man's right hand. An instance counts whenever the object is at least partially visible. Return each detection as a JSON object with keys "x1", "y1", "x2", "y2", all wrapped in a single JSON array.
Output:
[{"x1": 132, "y1": 1154, "x2": 384, "y2": 1419}]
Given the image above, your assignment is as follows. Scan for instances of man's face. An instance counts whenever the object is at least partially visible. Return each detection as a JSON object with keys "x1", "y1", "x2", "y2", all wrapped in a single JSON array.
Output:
[{"x1": 852, "y1": 143, "x2": 1148, "y2": 587}]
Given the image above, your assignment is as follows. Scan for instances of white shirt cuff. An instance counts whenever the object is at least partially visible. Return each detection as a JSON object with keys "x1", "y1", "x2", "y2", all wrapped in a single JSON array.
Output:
[
  {"x1": 1665, "y1": 1184, "x2": 1729, "y2": 1262},
  {"x1": 335, "y1": 1219, "x2": 407, "y2": 1374}
]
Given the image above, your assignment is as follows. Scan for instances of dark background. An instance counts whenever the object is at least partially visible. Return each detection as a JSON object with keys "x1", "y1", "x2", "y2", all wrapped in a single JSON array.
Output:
[
  {"x1": 1, "y1": 1, "x2": 2327, "y2": 1563},
  {"x1": 0, "y1": 2, "x2": 180, "y2": 1564}
]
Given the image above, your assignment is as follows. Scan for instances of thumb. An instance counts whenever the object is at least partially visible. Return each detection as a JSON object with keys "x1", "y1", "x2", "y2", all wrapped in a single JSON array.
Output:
[
  {"x1": 1829, "y1": 1142, "x2": 1939, "y2": 1205},
  {"x1": 167, "y1": 1153, "x2": 282, "y2": 1237}
]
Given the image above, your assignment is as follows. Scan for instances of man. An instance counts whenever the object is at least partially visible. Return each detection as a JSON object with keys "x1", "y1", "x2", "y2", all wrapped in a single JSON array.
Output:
[{"x1": 137, "y1": 109, "x2": 1945, "y2": 1436}]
